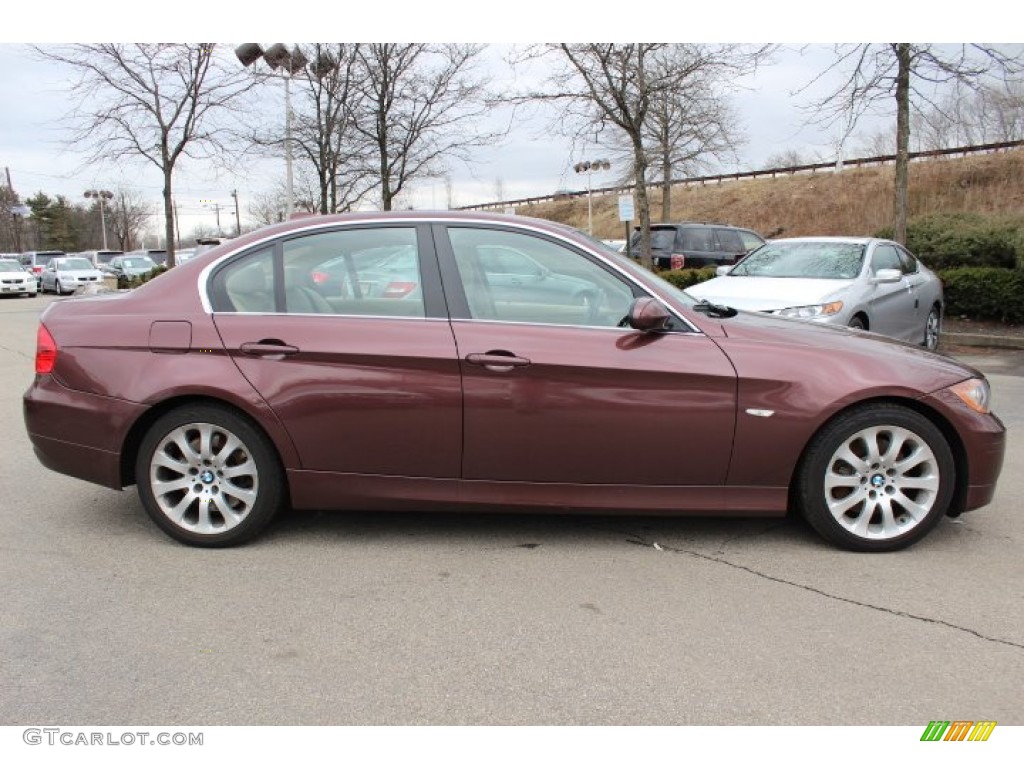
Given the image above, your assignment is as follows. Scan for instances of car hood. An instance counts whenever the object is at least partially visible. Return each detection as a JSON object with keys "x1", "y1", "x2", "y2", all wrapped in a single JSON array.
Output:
[
  {"x1": 0, "y1": 269, "x2": 31, "y2": 279},
  {"x1": 711, "y1": 308, "x2": 981, "y2": 393},
  {"x1": 687, "y1": 276, "x2": 852, "y2": 311},
  {"x1": 56, "y1": 269, "x2": 103, "y2": 277}
]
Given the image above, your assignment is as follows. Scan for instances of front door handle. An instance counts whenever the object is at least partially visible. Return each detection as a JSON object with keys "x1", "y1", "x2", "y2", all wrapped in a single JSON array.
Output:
[
  {"x1": 240, "y1": 339, "x2": 300, "y2": 359},
  {"x1": 465, "y1": 351, "x2": 531, "y2": 371}
]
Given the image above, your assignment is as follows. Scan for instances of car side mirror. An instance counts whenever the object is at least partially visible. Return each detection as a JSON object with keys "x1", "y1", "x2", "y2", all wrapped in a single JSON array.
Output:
[
  {"x1": 627, "y1": 297, "x2": 670, "y2": 332},
  {"x1": 716, "y1": 265, "x2": 731, "y2": 277},
  {"x1": 873, "y1": 268, "x2": 902, "y2": 283}
]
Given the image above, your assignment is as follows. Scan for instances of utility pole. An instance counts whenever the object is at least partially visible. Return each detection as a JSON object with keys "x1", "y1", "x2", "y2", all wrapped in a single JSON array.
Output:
[
  {"x1": 199, "y1": 199, "x2": 223, "y2": 233},
  {"x1": 231, "y1": 190, "x2": 241, "y2": 236}
]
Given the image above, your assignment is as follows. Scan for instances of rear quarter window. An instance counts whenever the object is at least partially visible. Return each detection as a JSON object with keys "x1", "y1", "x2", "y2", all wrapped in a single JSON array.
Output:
[{"x1": 714, "y1": 228, "x2": 745, "y2": 253}]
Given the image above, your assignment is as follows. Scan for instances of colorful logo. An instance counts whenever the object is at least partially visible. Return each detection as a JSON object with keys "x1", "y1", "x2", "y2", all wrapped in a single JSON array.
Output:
[{"x1": 920, "y1": 721, "x2": 997, "y2": 742}]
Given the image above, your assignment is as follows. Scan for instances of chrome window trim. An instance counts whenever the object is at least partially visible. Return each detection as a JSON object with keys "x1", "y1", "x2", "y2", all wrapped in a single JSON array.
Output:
[
  {"x1": 197, "y1": 215, "x2": 701, "y2": 333},
  {"x1": 449, "y1": 317, "x2": 702, "y2": 335},
  {"x1": 211, "y1": 311, "x2": 444, "y2": 322}
]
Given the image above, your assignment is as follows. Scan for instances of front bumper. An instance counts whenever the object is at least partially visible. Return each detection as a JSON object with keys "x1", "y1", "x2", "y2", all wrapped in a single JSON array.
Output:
[{"x1": 921, "y1": 388, "x2": 1006, "y2": 514}]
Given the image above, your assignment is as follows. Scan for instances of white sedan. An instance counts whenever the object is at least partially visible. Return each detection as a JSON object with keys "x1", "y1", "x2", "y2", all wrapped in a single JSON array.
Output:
[
  {"x1": 39, "y1": 256, "x2": 106, "y2": 295},
  {"x1": 0, "y1": 258, "x2": 37, "y2": 297},
  {"x1": 686, "y1": 237, "x2": 945, "y2": 350}
]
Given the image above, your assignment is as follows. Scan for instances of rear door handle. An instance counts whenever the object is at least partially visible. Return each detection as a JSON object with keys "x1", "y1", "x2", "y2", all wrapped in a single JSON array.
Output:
[
  {"x1": 240, "y1": 339, "x2": 300, "y2": 359},
  {"x1": 465, "y1": 351, "x2": 531, "y2": 371}
]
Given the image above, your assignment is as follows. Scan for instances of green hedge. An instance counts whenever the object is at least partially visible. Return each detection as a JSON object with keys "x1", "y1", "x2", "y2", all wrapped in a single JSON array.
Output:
[
  {"x1": 118, "y1": 265, "x2": 169, "y2": 290},
  {"x1": 876, "y1": 213, "x2": 1023, "y2": 270},
  {"x1": 653, "y1": 267, "x2": 718, "y2": 290},
  {"x1": 938, "y1": 267, "x2": 1024, "y2": 324}
]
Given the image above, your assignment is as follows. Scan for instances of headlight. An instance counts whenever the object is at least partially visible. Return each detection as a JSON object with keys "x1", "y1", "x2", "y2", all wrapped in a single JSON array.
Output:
[
  {"x1": 777, "y1": 301, "x2": 844, "y2": 319},
  {"x1": 950, "y1": 378, "x2": 991, "y2": 414}
]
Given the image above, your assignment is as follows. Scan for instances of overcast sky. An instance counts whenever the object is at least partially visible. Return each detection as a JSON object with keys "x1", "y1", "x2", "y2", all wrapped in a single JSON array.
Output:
[{"x1": 0, "y1": 4, "x2": 1012, "y2": 241}]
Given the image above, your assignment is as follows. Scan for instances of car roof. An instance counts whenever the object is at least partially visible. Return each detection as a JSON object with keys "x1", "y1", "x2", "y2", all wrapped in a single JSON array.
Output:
[
  {"x1": 768, "y1": 237, "x2": 878, "y2": 245},
  {"x1": 649, "y1": 222, "x2": 752, "y2": 230}
]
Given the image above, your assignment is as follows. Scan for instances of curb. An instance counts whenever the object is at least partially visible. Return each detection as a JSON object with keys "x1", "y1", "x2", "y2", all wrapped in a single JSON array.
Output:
[{"x1": 943, "y1": 332, "x2": 1024, "y2": 350}]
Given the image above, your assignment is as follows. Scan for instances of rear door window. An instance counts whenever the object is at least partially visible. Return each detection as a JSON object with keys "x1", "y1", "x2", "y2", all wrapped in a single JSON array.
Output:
[{"x1": 678, "y1": 228, "x2": 715, "y2": 252}]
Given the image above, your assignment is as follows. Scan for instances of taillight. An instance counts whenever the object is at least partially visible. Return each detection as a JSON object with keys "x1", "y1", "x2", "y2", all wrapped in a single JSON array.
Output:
[
  {"x1": 36, "y1": 324, "x2": 57, "y2": 375},
  {"x1": 670, "y1": 254, "x2": 686, "y2": 270},
  {"x1": 311, "y1": 270, "x2": 329, "y2": 284},
  {"x1": 382, "y1": 281, "x2": 417, "y2": 299}
]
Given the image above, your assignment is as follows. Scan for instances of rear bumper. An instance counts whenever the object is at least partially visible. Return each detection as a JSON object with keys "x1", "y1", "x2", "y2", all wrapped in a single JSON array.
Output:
[{"x1": 24, "y1": 375, "x2": 146, "y2": 490}]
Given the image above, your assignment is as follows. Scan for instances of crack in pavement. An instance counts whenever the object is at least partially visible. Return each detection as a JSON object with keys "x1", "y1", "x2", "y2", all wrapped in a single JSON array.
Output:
[
  {"x1": 0, "y1": 343, "x2": 33, "y2": 361},
  {"x1": 608, "y1": 527, "x2": 1024, "y2": 652}
]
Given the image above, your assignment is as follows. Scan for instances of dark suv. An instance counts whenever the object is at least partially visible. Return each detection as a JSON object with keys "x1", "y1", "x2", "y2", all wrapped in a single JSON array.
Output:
[{"x1": 630, "y1": 223, "x2": 765, "y2": 269}]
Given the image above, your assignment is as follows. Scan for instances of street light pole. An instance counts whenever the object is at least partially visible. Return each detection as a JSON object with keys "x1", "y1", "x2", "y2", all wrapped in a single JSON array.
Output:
[
  {"x1": 84, "y1": 189, "x2": 113, "y2": 249},
  {"x1": 231, "y1": 190, "x2": 241, "y2": 236},
  {"x1": 284, "y1": 71, "x2": 294, "y2": 217},
  {"x1": 573, "y1": 159, "x2": 611, "y2": 235},
  {"x1": 236, "y1": 43, "x2": 309, "y2": 219}
]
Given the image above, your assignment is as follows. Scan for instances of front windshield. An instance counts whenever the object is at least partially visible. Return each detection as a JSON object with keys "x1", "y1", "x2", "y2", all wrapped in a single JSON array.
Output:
[
  {"x1": 729, "y1": 241, "x2": 865, "y2": 279},
  {"x1": 124, "y1": 257, "x2": 156, "y2": 269},
  {"x1": 60, "y1": 258, "x2": 95, "y2": 271},
  {"x1": 0, "y1": 260, "x2": 21, "y2": 271}
]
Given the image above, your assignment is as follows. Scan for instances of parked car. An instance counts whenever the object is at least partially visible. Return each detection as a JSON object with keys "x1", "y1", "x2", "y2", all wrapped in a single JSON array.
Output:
[
  {"x1": 310, "y1": 244, "x2": 421, "y2": 300},
  {"x1": 104, "y1": 254, "x2": 159, "y2": 280},
  {"x1": 24, "y1": 212, "x2": 1004, "y2": 552},
  {"x1": 39, "y1": 256, "x2": 105, "y2": 295},
  {"x1": 79, "y1": 249, "x2": 124, "y2": 268},
  {"x1": 686, "y1": 237, "x2": 945, "y2": 350},
  {"x1": 125, "y1": 249, "x2": 168, "y2": 266},
  {"x1": 19, "y1": 250, "x2": 65, "y2": 288},
  {"x1": 630, "y1": 223, "x2": 765, "y2": 269},
  {"x1": 0, "y1": 258, "x2": 36, "y2": 297}
]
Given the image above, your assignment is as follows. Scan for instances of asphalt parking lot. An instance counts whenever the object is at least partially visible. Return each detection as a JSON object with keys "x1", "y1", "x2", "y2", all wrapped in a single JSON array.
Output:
[{"x1": 1, "y1": 293, "x2": 1022, "y2": 725}]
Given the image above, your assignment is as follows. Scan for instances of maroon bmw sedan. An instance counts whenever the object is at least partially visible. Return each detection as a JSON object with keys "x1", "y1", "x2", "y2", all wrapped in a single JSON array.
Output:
[{"x1": 24, "y1": 212, "x2": 1005, "y2": 550}]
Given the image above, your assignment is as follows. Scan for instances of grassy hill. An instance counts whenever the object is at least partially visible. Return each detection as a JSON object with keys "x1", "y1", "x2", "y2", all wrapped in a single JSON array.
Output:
[{"x1": 512, "y1": 148, "x2": 1024, "y2": 241}]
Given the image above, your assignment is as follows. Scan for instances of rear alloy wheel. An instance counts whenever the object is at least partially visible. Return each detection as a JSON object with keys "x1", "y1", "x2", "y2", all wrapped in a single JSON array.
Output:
[
  {"x1": 797, "y1": 405, "x2": 955, "y2": 551},
  {"x1": 136, "y1": 405, "x2": 284, "y2": 547},
  {"x1": 923, "y1": 307, "x2": 941, "y2": 350}
]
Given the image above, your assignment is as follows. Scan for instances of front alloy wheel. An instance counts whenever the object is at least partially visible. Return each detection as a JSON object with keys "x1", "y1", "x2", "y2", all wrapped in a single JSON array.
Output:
[
  {"x1": 136, "y1": 405, "x2": 284, "y2": 546},
  {"x1": 797, "y1": 405, "x2": 954, "y2": 551}
]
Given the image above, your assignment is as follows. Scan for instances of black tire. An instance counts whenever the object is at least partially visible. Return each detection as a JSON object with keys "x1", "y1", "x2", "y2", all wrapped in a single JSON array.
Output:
[
  {"x1": 55, "y1": 280, "x2": 64, "y2": 295},
  {"x1": 848, "y1": 316, "x2": 866, "y2": 331},
  {"x1": 796, "y1": 404, "x2": 955, "y2": 552},
  {"x1": 923, "y1": 306, "x2": 941, "y2": 350},
  {"x1": 135, "y1": 404, "x2": 284, "y2": 547}
]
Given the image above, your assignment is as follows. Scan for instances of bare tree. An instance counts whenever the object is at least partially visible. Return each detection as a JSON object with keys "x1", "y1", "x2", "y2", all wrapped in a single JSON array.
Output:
[
  {"x1": 916, "y1": 80, "x2": 1024, "y2": 149},
  {"x1": 764, "y1": 148, "x2": 811, "y2": 168},
  {"x1": 643, "y1": 45, "x2": 769, "y2": 220},
  {"x1": 289, "y1": 44, "x2": 376, "y2": 213},
  {"x1": 107, "y1": 189, "x2": 151, "y2": 251},
  {"x1": 249, "y1": 188, "x2": 288, "y2": 228},
  {"x1": 36, "y1": 44, "x2": 257, "y2": 265},
  {"x1": 354, "y1": 44, "x2": 500, "y2": 211},
  {"x1": 516, "y1": 44, "x2": 698, "y2": 267},
  {"x1": 804, "y1": 44, "x2": 1023, "y2": 243},
  {"x1": 853, "y1": 129, "x2": 897, "y2": 158}
]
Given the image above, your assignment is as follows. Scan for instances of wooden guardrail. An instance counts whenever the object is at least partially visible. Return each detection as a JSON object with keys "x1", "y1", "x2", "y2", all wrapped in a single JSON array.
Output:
[{"x1": 458, "y1": 140, "x2": 1024, "y2": 212}]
